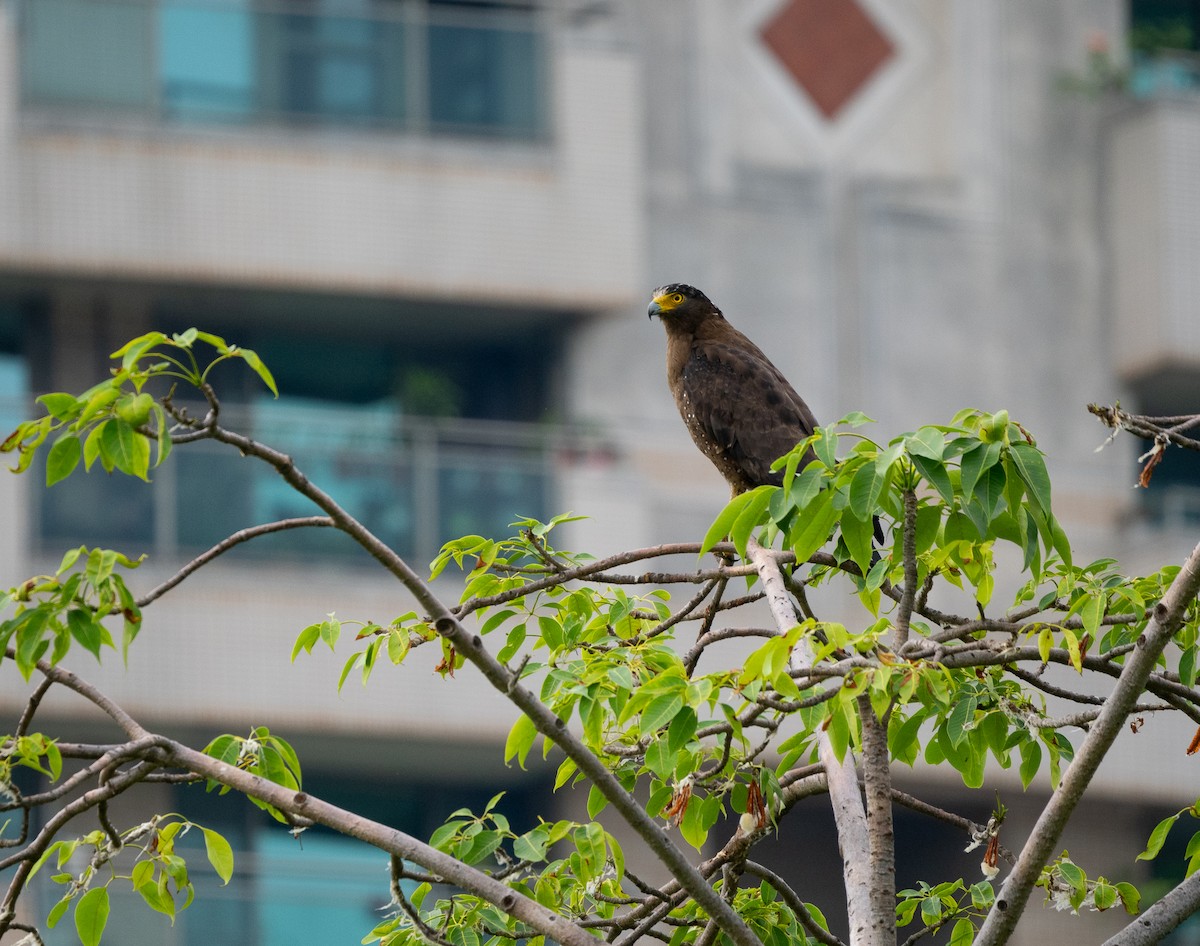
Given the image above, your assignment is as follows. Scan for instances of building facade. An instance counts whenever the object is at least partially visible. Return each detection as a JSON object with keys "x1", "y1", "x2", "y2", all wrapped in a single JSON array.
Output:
[{"x1": 2, "y1": 0, "x2": 1200, "y2": 942}]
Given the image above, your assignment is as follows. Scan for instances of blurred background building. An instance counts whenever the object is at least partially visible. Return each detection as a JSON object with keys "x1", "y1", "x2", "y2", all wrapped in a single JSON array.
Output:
[{"x1": 2, "y1": 0, "x2": 1200, "y2": 942}]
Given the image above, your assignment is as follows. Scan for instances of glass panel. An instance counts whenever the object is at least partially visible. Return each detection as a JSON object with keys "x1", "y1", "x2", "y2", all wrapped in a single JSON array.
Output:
[
  {"x1": 38, "y1": 469, "x2": 156, "y2": 550},
  {"x1": 161, "y1": 1, "x2": 256, "y2": 119},
  {"x1": 166, "y1": 401, "x2": 550, "y2": 561},
  {"x1": 255, "y1": 831, "x2": 391, "y2": 946},
  {"x1": 20, "y1": 0, "x2": 547, "y2": 137},
  {"x1": 439, "y1": 450, "x2": 546, "y2": 541},
  {"x1": 174, "y1": 399, "x2": 417, "y2": 559},
  {"x1": 0, "y1": 353, "x2": 29, "y2": 434},
  {"x1": 21, "y1": 0, "x2": 153, "y2": 107},
  {"x1": 428, "y1": 16, "x2": 541, "y2": 136},
  {"x1": 268, "y1": 2, "x2": 407, "y2": 124}
]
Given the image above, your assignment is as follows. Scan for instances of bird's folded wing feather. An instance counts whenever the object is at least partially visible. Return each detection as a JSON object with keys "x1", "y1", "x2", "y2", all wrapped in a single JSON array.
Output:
[{"x1": 682, "y1": 337, "x2": 819, "y2": 487}]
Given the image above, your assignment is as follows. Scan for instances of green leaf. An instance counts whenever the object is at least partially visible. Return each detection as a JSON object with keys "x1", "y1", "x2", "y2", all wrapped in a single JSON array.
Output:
[
  {"x1": 1115, "y1": 881, "x2": 1141, "y2": 914},
  {"x1": 701, "y1": 488, "x2": 770, "y2": 556},
  {"x1": 37, "y1": 392, "x2": 81, "y2": 421},
  {"x1": 946, "y1": 696, "x2": 976, "y2": 747},
  {"x1": 115, "y1": 393, "x2": 154, "y2": 428},
  {"x1": 889, "y1": 711, "x2": 926, "y2": 766},
  {"x1": 239, "y1": 348, "x2": 278, "y2": 396},
  {"x1": 1137, "y1": 814, "x2": 1178, "y2": 861},
  {"x1": 504, "y1": 714, "x2": 538, "y2": 770},
  {"x1": 336, "y1": 652, "x2": 362, "y2": 692},
  {"x1": 948, "y1": 917, "x2": 975, "y2": 946},
  {"x1": 1009, "y1": 442, "x2": 1052, "y2": 516},
  {"x1": 667, "y1": 706, "x2": 698, "y2": 753},
  {"x1": 969, "y1": 881, "x2": 994, "y2": 910},
  {"x1": 1018, "y1": 739, "x2": 1041, "y2": 789},
  {"x1": 82, "y1": 423, "x2": 106, "y2": 471},
  {"x1": 640, "y1": 693, "x2": 685, "y2": 735},
  {"x1": 587, "y1": 783, "x2": 608, "y2": 819},
  {"x1": 111, "y1": 331, "x2": 167, "y2": 367},
  {"x1": 1080, "y1": 594, "x2": 1104, "y2": 639},
  {"x1": 678, "y1": 792, "x2": 710, "y2": 850},
  {"x1": 959, "y1": 440, "x2": 1001, "y2": 502},
  {"x1": 848, "y1": 460, "x2": 886, "y2": 520},
  {"x1": 291, "y1": 623, "x2": 321, "y2": 661},
  {"x1": 905, "y1": 427, "x2": 945, "y2": 461},
  {"x1": 514, "y1": 827, "x2": 549, "y2": 862},
  {"x1": 47, "y1": 894, "x2": 72, "y2": 929},
  {"x1": 46, "y1": 434, "x2": 82, "y2": 487},
  {"x1": 785, "y1": 487, "x2": 839, "y2": 564},
  {"x1": 1093, "y1": 881, "x2": 1118, "y2": 911},
  {"x1": 841, "y1": 512, "x2": 875, "y2": 575},
  {"x1": 202, "y1": 828, "x2": 235, "y2": 884},
  {"x1": 1058, "y1": 858, "x2": 1086, "y2": 894},
  {"x1": 99, "y1": 419, "x2": 150, "y2": 480},
  {"x1": 66, "y1": 609, "x2": 105, "y2": 659},
  {"x1": 909, "y1": 453, "x2": 954, "y2": 504},
  {"x1": 728, "y1": 486, "x2": 775, "y2": 558},
  {"x1": 74, "y1": 886, "x2": 110, "y2": 946}
]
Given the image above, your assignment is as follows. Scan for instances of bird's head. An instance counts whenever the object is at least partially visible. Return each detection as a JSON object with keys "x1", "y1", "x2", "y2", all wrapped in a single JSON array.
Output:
[{"x1": 648, "y1": 284, "x2": 724, "y2": 332}]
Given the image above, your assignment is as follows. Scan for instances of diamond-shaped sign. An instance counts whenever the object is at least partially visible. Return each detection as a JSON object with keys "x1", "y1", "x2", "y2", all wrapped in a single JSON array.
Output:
[{"x1": 760, "y1": 0, "x2": 895, "y2": 121}]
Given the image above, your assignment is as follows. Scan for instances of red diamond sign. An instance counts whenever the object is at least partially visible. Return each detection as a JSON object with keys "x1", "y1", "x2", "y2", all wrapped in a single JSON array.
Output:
[{"x1": 760, "y1": 0, "x2": 895, "y2": 121}]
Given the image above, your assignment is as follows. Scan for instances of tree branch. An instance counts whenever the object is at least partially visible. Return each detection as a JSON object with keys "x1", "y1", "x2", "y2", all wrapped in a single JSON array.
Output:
[
  {"x1": 1101, "y1": 865, "x2": 1200, "y2": 946},
  {"x1": 975, "y1": 540, "x2": 1200, "y2": 946},
  {"x1": 742, "y1": 860, "x2": 846, "y2": 946},
  {"x1": 202, "y1": 424, "x2": 764, "y2": 946},
  {"x1": 746, "y1": 539, "x2": 879, "y2": 946},
  {"x1": 137, "y1": 516, "x2": 335, "y2": 607},
  {"x1": 857, "y1": 696, "x2": 895, "y2": 944}
]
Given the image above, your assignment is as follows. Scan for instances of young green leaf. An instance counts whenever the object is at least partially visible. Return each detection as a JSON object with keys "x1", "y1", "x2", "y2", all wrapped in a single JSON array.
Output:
[
  {"x1": 1137, "y1": 813, "x2": 1178, "y2": 861},
  {"x1": 74, "y1": 886, "x2": 110, "y2": 946},
  {"x1": 202, "y1": 828, "x2": 235, "y2": 884},
  {"x1": 45, "y1": 434, "x2": 82, "y2": 487},
  {"x1": 504, "y1": 713, "x2": 538, "y2": 770}
]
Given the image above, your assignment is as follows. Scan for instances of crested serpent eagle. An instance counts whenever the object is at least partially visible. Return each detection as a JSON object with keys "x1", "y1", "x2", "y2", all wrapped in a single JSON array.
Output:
[{"x1": 648, "y1": 283, "x2": 819, "y2": 497}]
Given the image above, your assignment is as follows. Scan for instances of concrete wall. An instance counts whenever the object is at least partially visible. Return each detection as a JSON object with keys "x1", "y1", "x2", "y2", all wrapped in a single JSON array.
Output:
[{"x1": 0, "y1": 8, "x2": 644, "y2": 308}]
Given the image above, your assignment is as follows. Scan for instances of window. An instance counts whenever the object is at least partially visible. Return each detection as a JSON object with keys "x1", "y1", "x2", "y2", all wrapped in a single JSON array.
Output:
[
  {"x1": 25, "y1": 765, "x2": 551, "y2": 945},
  {"x1": 1129, "y1": 0, "x2": 1200, "y2": 96},
  {"x1": 20, "y1": 0, "x2": 547, "y2": 139}
]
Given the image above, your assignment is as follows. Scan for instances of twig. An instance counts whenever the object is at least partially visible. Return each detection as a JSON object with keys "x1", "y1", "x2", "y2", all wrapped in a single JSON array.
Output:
[
  {"x1": 976, "y1": 540, "x2": 1200, "y2": 946},
  {"x1": 742, "y1": 860, "x2": 845, "y2": 946},
  {"x1": 137, "y1": 516, "x2": 336, "y2": 607},
  {"x1": 200, "y1": 422, "x2": 764, "y2": 946}
]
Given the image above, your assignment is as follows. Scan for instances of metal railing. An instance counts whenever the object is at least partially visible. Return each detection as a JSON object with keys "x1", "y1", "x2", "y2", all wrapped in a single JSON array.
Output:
[
  {"x1": 18, "y1": 0, "x2": 548, "y2": 139},
  {"x1": 31, "y1": 405, "x2": 612, "y2": 564},
  {"x1": 1130, "y1": 49, "x2": 1200, "y2": 98}
]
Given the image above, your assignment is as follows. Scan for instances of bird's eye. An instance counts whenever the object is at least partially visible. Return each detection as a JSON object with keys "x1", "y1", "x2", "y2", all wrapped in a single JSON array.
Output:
[{"x1": 670, "y1": 293, "x2": 684, "y2": 304}]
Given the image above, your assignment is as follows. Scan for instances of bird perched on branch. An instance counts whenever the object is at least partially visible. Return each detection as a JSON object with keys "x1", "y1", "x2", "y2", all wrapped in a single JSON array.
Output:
[{"x1": 648, "y1": 283, "x2": 819, "y2": 497}]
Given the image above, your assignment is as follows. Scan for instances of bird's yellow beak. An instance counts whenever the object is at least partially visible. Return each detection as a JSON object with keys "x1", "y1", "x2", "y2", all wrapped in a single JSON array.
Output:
[{"x1": 647, "y1": 292, "x2": 679, "y2": 319}]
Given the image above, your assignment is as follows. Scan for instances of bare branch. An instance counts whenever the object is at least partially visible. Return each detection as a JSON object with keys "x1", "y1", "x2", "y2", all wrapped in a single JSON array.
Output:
[
  {"x1": 895, "y1": 488, "x2": 918, "y2": 649},
  {"x1": 746, "y1": 539, "x2": 880, "y2": 946},
  {"x1": 975, "y1": 540, "x2": 1200, "y2": 946},
  {"x1": 857, "y1": 696, "x2": 895, "y2": 943},
  {"x1": 743, "y1": 860, "x2": 846, "y2": 946},
  {"x1": 200, "y1": 423, "x2": 765, "y2": 946},
  {"x1": 136, "y1": 516, "x2": 336, "y2": 607},
  {"x1": 1102, "y1": 864, "x2": 1200, "y2": 946}
]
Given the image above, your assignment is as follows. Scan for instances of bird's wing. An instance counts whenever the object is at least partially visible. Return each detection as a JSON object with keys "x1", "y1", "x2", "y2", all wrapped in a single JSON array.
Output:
[{"x1": 681, "y1": 335, "x2": 819, "y2": 487}]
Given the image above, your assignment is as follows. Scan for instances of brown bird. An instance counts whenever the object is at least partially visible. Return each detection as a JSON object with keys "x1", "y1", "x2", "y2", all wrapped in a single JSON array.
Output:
[{"x1": 648, "y1": 283, "x2": 819, "y2": 497}]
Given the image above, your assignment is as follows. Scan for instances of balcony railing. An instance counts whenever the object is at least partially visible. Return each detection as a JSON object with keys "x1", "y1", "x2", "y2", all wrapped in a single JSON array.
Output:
[
  {"x1": 31, "y1": 404, "x2": 607, "y2": 564},
  {"x1": 1130, "y1": 49, "x2": 1200, "y2": 98},
  {"x1": 18, "y1": 0, "x2": 547, "y2": 139}
]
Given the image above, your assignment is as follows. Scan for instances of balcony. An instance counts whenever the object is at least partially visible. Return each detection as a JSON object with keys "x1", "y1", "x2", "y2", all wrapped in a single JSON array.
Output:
[
  {"x1": 1105, "y1": 94, "x2": 1200, "y2": 400},
  {"x1": 1129, "y1": 49, "x2": 1200, "y2": 99},
  {"x1": 18, "y1": 0, "x2": 546, "y2": 139},
  {"x1": 32, "y1": 402, "x2": 609, "y2": 564}
]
